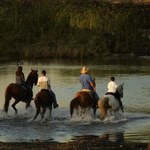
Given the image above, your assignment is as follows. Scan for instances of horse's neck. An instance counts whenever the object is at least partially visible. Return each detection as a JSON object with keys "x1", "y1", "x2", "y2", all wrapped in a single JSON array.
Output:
[
  {"x1": 25, "y1": 72, "x2": 34, "y2": 89},
  {"x1": 25, "y1": 80, "x2": 33, "y2": 89},
  {"x1": 116, "y1": 85, "x2": 122, "y2": 97}
]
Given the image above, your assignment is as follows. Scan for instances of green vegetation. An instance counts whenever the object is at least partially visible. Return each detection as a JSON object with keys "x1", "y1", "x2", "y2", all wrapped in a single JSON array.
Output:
[{"x1": 0, "y1": 0, "x2": 149, "y2": 59}]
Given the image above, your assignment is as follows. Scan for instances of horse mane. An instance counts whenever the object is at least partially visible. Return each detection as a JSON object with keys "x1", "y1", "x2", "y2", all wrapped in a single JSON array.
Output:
[
  {"x1": 116, "y1": 83, "x2": 124, "y2": 98},
  {"x1": 26, "y1": 69, "x2": 37, "y2": 82},
  {"x1": 117, "y1": 83, "x2": 124, "y2": 91},
  {"x1": 26, "y1": 70, "x2": 33, "y2": 82}
]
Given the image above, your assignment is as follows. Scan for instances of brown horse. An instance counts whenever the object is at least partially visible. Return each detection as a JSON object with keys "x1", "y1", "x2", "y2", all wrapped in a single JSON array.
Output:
[
  {"x1": 70, "y1": 91, "x2": 97, "y2": 118},
  {"x1": 33, "y1": 90, "x2": 54, "y2": 120},
  {"x1": 4, "y1": 69, "x2": 38, "y2": 114}
]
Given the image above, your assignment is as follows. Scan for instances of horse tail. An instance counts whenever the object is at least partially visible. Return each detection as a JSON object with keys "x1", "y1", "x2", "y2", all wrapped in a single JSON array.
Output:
[
  {"x1": 98, "y1": 96, "x2": 109, "y2": 120},
  {"x1": 70, "y1": 99, "x2": 75, "y2": 117},
  {"x1": 70, "y1": 97, "x2": 79, "y2": 117},
  {"x1": 34, "y1": 96, "x2": 41, "y2": 120},
  {"x1": 4, "y1": 84, "x2": 13, "y2": 113}
]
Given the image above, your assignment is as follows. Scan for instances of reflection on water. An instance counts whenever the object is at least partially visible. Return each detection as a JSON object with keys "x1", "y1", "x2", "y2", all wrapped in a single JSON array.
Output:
[{"x1": 0, "y1": 56, "x2": 150, "y2": 144}]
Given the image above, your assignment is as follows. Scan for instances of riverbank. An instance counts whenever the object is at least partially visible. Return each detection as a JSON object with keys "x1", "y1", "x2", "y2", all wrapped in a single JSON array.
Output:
[{"x1": 0, "y1": 141, "x2": 149, "y2": 150}]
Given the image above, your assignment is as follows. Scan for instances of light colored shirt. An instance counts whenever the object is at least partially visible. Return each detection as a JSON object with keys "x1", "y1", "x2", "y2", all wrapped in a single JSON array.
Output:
[
  {"x1": 107, "y1": 81, "x2": 117, "y2": 93},
  {"x1": 16, "y1": 73, "x2": 25, "y2": 84},
  {"x1": 37, "y1": 76, "x2": 51, "y2": 91}
]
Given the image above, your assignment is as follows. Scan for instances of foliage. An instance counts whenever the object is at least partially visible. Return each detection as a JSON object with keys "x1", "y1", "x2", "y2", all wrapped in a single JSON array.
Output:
[{"x1": 0, "y1": 0, "x2": 149, "y2": 59}]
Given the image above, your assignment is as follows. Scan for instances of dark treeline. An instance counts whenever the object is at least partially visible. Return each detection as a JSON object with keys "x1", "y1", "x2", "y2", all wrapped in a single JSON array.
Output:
[{"x1": 0, "y1": 0, "x2": 149, "y2": 60}]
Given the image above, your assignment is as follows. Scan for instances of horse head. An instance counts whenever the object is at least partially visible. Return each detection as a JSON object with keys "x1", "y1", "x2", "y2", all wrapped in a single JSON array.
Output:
[
  {"x1": 26, "y1": 69, "x2": 38, "y2": 88},
  {"x1": 117, "y1": 83, "x2": 124, "y2": 98}
]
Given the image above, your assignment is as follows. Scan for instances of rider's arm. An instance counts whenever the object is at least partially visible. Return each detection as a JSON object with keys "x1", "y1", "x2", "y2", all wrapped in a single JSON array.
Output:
[{"x1": 90, "y1": 82, "x2": 96, "y2": 91}]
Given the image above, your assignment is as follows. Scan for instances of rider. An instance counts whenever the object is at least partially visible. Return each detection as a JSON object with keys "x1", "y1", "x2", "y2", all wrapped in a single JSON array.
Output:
[
  {"x1": 16, "y1": 66, "x2": 25, "y2": 84},
  {"x1": 15, "y1": 66, "x2": 32, "y2": 100},
  {"x1": 80, "y1": 66, "x2": 99, "y2": 104},
  {"x1": 106, "y1": 76, "x2": 124, "y2": 112},
  {"x1": 37, "y1": 70, "x2": 59, "y2": 109}
]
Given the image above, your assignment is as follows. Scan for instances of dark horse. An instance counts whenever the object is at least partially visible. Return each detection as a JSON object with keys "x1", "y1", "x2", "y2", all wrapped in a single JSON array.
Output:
[
  {"x1": 4, "y1": 69, "x2": 38, "y2": 114},
  {"x1": 70, "y1": 91, "x2": 97, "y2": 118},
  {"x1": 33, "y1": 90, "x2": 54, "y2": 120}
]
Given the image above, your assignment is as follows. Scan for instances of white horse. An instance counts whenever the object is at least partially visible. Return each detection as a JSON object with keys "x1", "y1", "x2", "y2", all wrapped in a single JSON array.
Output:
[{"x1": 98, "y1": 83, "x2": 124, "y2": 121}]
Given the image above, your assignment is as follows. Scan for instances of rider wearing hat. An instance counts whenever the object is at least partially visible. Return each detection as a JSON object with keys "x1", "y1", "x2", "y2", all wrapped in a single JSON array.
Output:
[{"x1": 80, "y1": 66, "x2": 99, "y2": 103}]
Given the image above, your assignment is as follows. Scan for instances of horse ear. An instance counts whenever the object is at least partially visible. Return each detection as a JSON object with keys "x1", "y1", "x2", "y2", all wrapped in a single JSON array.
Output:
[{"x1": 122, "y1": 83, "x2": 124, "y2": 86}]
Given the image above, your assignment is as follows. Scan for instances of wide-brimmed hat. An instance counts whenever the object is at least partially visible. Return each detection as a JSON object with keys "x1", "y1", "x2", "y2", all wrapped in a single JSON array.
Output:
[{"x1": 81, "y1": 66, "x2": 88, "y2": 74}]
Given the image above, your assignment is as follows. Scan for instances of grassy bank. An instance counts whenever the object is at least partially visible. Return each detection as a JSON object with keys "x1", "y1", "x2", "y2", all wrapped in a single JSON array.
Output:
[{"x1": 0, "y1": 0, "x2": 149, "y2": 60}]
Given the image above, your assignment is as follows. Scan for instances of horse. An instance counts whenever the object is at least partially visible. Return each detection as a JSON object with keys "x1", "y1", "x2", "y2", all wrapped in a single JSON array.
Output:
[
  {"x1": 70, "y1": 91, "x2": 97, "y2": 118},
  {"x1": 98, "y1": 83, "x2": 124, "y2": 120},
  {"x1": 4, "y1": 69, "x2": 38, "y2": 114},
  {"x1": 33, "y1": 90, "x2": 54, "y2": 120}
]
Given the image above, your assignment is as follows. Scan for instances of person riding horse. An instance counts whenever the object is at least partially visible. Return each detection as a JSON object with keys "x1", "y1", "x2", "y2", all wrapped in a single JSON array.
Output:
[
  {"x1": 80, "y1": 66, "x2": 99, "y2": 104},
  {"x1": 16, "y1": 66, "x2": 25, "y2": 84},
  {"x1": 105, "y1": 76, "x2": 124, "y2": 112},
  {"x1": 16, "y1": 66, "x2": 32, "y2": 100},
  {"x1": 37, "y1": 70, "x2": 59, "y2": 109},
  {"x1": 4, "y1": 69, "x2": 38, "y2": 113}
]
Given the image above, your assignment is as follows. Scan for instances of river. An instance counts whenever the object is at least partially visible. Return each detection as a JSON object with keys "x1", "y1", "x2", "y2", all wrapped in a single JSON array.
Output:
[{"x1": 0, "y1": 56, "x2": 150, "y2": 144}]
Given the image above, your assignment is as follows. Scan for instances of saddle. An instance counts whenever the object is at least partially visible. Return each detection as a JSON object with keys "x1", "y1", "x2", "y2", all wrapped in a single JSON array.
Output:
[
  {"x1": 81, "y1": 89, "x2": 92, "y2": 97},
  {"x1": 81, "y1": 89, "x2": 96, "y2": 104},
  {"x1": 41, "y1": 89, "x2": 55, "y2": 102}
]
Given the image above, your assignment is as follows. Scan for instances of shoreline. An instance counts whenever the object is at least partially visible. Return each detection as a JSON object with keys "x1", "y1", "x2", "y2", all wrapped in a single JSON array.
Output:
[
  {"x1": 0, "y1": 141, "x2": 149, "y2": 150},
  {"x1": 0, "y1": 53, "x2": 150, "y2": 62}
]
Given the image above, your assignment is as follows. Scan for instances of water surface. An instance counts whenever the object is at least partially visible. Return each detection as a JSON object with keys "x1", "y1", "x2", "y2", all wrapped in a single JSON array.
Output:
[{"x1": 0, "y1": 56, "x2": 150, "y2": 144}]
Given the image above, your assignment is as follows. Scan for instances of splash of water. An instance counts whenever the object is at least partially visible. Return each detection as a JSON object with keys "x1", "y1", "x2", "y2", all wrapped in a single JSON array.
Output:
[
  {"x1": 103, "y1": 110, "x2": 127, "y2": 123},
  {"x1": 70, "y1": 107, "x2": 96, "y2": 124}
]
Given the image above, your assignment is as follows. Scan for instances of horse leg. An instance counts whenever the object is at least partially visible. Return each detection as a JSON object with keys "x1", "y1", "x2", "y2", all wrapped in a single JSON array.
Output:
[
  {"x1": 70, "y1": 99, "x2": 78, "y2": 118},
  {"x1": 41, "y1": 107, "x2": 46, "y2": 119},
  {"x1": 98, "y1": 100, "x2": 106, "y2": 120},
  {"x1": 82, "y1": 108, "x2": 86, "y2": 116},
  {"x1": 93, "y1": 106, "x2": 97, "y2": 116},
  {"x1": 34, "y1": 106, "x2": 40, "y2": 120},
  {"x1": 25, "y1": 101, "x2": 31, "y2": 109},
  {"x1": 11, "y1": 100, "x2": 20, "y2": 114},
  {"x1": 76, "y1": 106, "x2": 80, "y2": 116},
  {"x1": 48, "y1": 107, "x2": 52, "y2": 118},
  {"x1": 107, "y1": 108, "x2": 113, "y2": 118}
]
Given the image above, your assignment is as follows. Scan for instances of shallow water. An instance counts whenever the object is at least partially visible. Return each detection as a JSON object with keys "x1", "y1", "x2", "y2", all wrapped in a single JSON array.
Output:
[{"x1": 0, "y1": 56, "x2": 150, "y2": 144}]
